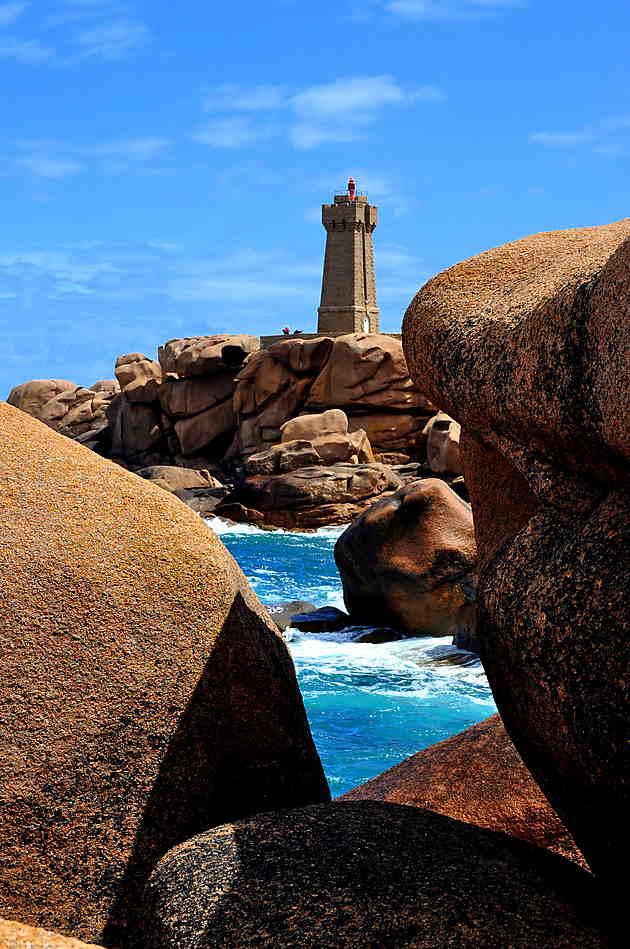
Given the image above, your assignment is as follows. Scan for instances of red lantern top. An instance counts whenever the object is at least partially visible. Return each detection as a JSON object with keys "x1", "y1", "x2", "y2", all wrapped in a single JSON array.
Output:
[{"x1": 348, "y1": 177, "x2": 356, "y2": 200}]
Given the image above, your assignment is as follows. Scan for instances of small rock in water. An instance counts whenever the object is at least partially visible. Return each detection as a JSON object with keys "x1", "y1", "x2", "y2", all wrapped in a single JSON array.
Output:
[
  {"x1": 290, "y1": 606, "x2": 350, "y2": 634},
  {"x1": 267, "y1": 600, "x2": 318, "y2": 632},
  {"x1": 353, "y1": 627, "x2": 405, "y2": 644}
]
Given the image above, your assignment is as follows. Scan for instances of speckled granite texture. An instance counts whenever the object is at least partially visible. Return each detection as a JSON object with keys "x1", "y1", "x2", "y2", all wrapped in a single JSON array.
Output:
[
  {"x1": 0, "y1": 919, "x2": 103, "y2": 948},
  {"x1": 402, "y1": 220, "x2": 630, "y2": 910},
  {"x1": 139, "y1": 802, "x2": 606, "y2": 948},
  {"x1": 341, "y1": 714, "x2": 585, "y2": 867},
  {"x1": 0, "y1": 403, "x2": 329, "y2": 946}
]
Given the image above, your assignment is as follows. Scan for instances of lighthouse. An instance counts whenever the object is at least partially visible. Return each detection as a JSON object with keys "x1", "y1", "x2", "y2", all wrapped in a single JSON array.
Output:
[{"x1": 317, "y1": 177, "x2": 380, "y2": 335}]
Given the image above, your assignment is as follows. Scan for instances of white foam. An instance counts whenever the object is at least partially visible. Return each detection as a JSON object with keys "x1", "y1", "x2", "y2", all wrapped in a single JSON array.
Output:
[{"x1": 205, "y1": 516, "x2": 349, "y2": 540}]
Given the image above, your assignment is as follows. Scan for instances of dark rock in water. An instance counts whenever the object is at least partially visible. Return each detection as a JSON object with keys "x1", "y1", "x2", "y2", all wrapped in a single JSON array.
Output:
[
  {"x1": 266, "y1": 601, "x2": 318, "y2": 632},
  {"x1": 341, "y1": 715, "x2": 585, "y2": 868},
  {"x1": 139, "y1": 802, "x2": 606, "y2": 949},
  {"x1": 173, "y1": 486, "x2": 227, "y2": 516},
  {"x1": 335, "y1": 478, "x2": 477, "y2": 639},
  {"x1": 353, "y1": 627, "x2": 405, "y2": 644},
  {"x1": 289, "y1": 606, "x2": 350, "y2": 634},
  {"x1": 403, "y1": 218, "x2": 630, "y2": 909}
]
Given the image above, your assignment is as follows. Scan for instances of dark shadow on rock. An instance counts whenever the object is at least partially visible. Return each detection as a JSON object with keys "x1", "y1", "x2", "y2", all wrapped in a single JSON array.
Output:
[
  {"x1": 139, "y1": 801, "x2": 612, "y2": 949},
  {"x1": 102, "y1": 591, "x2": 329, "y2": 948}
]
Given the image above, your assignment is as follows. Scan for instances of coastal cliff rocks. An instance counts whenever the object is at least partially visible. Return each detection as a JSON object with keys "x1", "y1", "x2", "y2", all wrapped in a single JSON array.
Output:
[
  {"x1": 158, "y1": 334, "x2": 258, "y2": 377},
  {"x1": 229, "y1": 462, "x2": 401, "y2": 529},
  {"x1": 0, "y1": 920, "x2": 103, "y2": 949},
  {"x1": 7, "y1": 378, "x2": 119, "y2": 448},
  {"x1": 0, "y1": 403, "x2": 329, "y2": 945},
  {"x1": 341, "y1": 714, "x2": 584, "y2": 867},
  {"x1": 335, "y1": 479, "x2": 477, "y2": 639},
  {"x1": 114, "y1": 353, "x2": 162, "y2": 403},
  {"x1": 233, "y1": 334, "x2": 433, "y2": 458},
  {"x1": 422, "y1": 411, "x2": 462, "y2": 474},
  {"x1": 139, "y1": 802, "x2": 605, "y2": 949},
  {"x1": 402, "y1": 219, "x2": 630, "y2": 900}
]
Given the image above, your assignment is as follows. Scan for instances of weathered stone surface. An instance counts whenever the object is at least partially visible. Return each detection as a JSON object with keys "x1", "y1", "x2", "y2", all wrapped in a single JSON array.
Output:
[
  {"x1": 348, "y1": 412, "x2": 428, "y2": 454},
  {"x1": 159, "y1": 335, "x2": 259, "y2": 377},
  {"x1": 107, "y1": 394, "x2": 164, "y2": 463},
  {"x1": 114, "y1": 353, "x2": 162, "y2": 404},
  {"x1": 265, "y1": 337, "x2": 333, "y2": 375},
  {"x1": 173, "y1": 486, "x2": 227, "y2": 517},
  {"x1": 306, "y1": 334, "x2": 433, "y2": 413},
  {"x1": 238, "y1": 463, "x2": 400, "y2": 512},
  {"x1": 280, "y1": 408, "x2": 348, "y2": 442},
  {"x1": 422, "y1": 411, "x2": 462, "y2": 474},
  {"x1": 139, "y1": 802, "x2": 606, "y2": 949},
  {"x1": 402, "y1": 219, "x2": 630, "y2": 897},
  {"x1": 0, "y1": 919, "x2": 103, "y2": 949},
  {"x1": 6, "y1": 379, "x2": 76, "y2": 418},
  {"x1": 174, "y1": 399, "x2": 236, "y2": 456},
  {"x1": 89, "y1": 380, "x2": 120, "y2": 396},
  {"x1": 311, "y1": 431, "x2": 368, "y2": 466},
  {"x1": 243, "y1": 441, "x2": 320, "y2": 477},
  {"x1": 158, "y1": 373, "x2": 235, "y2": 420},
  {"x1": 234, "y1": 351, "x2": 313, "y2": 455},
  {"x1": 342, "y1": 715, "x2": 585, "y2": 866},
  {"x1": 0, "y1": 403, "x2": 328, "y2": 944},
  {"x1": 135, "y1": 465, "x2": 222, "y2": 494},
  {"x1": 335, "y1": 479, "x2": 477, "y2": 638}
]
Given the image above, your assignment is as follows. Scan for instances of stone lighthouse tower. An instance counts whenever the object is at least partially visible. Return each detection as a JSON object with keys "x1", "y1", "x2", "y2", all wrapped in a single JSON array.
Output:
[{"x1": 317, "y1": 177, "x2": 380, "y2": 335}]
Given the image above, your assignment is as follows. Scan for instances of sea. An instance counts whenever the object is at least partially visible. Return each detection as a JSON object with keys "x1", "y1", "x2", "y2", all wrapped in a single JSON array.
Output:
[{"x1": 208, "y1": 517, "x2": 497, "y2": 798}]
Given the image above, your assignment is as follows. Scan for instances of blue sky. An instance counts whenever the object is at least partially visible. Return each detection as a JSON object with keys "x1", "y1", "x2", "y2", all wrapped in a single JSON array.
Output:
[{"x1": 1, "y1": 0, "x2": 629, "y2": 394}]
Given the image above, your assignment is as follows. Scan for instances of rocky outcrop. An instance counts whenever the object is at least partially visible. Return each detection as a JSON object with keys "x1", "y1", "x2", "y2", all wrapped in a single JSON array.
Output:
[
  {"x1": 403, "y1": 219, "x2": 630, "y2": 902},
  {"x1": 158, "y1": 334, "x2": 259, "y2": 377},
  {"x1": 422, "y1": 411, "x2": 462, "y2": 474},
  {"x1": 139, "y1": 803, "x2": 606, "y2": 949},
  {"x1": 115, "y1": 353, "x2": 162, "y2": 403},
  {"x1": 7, "y1": 379, "x2": 119, "y2": 450},
  {"x1": 0, "y1": 920, "x2": 103, "y2": 949},
  {"x1": 341, "y1": 715, "x2": 584, "y2": 866},
  {"x1": 135, "y1": 465, "x2": 223, "y2": 493},
  {"x1": 230, "y1": 462, "x2": 401, "y2": 529},
  {"x1": 0, "y1": 403, "x2": 328, "y2": 944},
  {"x1": 234, "y1": 334, "x2": 433, "y2": 457},
  {"x1": 335, "y1": 479, "x2": 477, "y2": 639}
]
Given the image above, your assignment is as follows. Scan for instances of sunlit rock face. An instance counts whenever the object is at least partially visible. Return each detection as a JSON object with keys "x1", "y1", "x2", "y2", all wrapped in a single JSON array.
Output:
[{"x1": 403, "y1": 219, "x2": 630, "y2": 909}]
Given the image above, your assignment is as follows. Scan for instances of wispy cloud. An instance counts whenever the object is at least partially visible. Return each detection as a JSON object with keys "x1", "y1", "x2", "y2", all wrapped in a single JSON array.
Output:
[
  {"x1": 197, "y1": 75, "x2": 445, "y2": 150},
  {"x1": 385, "y1": 0, "x2": 523, "y2": 19},
  {"x1": 13, "y1": 137, "x2": 170, "y2": 180},
  {"x1": 530, "y1": 117, "x2": 630, "y2": 156},
  {"x1": 0, "y1": 1, "x2": 151, "y2": 64},
  {"x1": 17, "y1": 156, "x2": 84, "y2": 178},
  {"x1": 73, "y1": 19, "x2": 150, "y2": 60}
]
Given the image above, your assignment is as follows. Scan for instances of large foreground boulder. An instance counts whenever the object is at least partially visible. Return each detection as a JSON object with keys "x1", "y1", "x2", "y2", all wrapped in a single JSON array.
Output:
[
  {"x1": 0, "y1": 920, "x2": 102, "y2": 949},
  {"x1": 341, "y1": 715, "x2": 584, "y2": 866},
  {"x1": 0, "y1": 403, "x2": 328, "y2": 945},
  {"x1": 403, "y1": 219, "x2": 630, "y2": 898},
  {"x1": 335, "y1": 479, "x2": 477, "y2": 638},
  {"x1": 139, "y1": 802, "x2": 606, "y2": 949}
]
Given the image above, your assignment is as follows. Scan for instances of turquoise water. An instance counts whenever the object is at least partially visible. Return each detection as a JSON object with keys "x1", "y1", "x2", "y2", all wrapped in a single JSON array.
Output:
[{"x1": 208, "y1": 518, "x2": 496, "y2": 797}]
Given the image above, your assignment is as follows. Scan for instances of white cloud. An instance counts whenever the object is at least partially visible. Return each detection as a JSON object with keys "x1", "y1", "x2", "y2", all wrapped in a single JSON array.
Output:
[
  {"x1": 385, "y1": 0, "x2": 522, "y2": 19},
  {"x1": 530, "y1": 131, "x2": 592, "y2": 147},
  {"x1": 193, "y1": 117, "x2": 269, "y2": 148},
  {"x1": 17, "y1": 156, "x2": 83, "y2": 177},
  {"x1": 74, "y1": 19, "x2": 149, "y2": 59},
  {"x1": 0, "y1": 2, "x2": 28, "y2": 27},
  {"x1": 203, "y1": 83, "x2": 286, "y2": 112},
  {"x1": 0, "y1": 35, "x2": 53, "y2": 63},
  {"x1": 197, "y1": 75, "x2": 445, "y2": 150}
]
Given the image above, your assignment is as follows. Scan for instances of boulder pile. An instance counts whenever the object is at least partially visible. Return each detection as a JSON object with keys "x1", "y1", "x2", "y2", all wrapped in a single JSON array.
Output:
[{"x1": 7, "y1": 333, "x2": 436, "y2": 526}]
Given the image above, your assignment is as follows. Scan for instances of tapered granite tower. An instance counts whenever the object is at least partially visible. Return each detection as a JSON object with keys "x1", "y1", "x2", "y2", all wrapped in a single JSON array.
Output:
[{"x1": 317, "y1": 178, "x2": 380, "y2": 335}]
